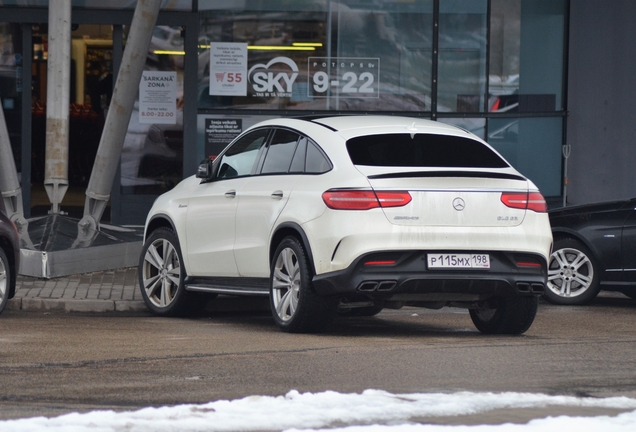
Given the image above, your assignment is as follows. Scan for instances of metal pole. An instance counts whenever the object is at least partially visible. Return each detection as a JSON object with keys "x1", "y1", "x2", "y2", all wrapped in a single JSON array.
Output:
[
  {"x1": 562, "y1": 144, "x2": 571, "y2": 207},
  {"x1": 44, "y1": 0, "x2": 72, "y2": 214},
  {"x1": 80, "y1": 0, "x2": 161, "y2": 231},
  {"x1": 0, "y1": 98, "x2": 27, "y2": 229}
]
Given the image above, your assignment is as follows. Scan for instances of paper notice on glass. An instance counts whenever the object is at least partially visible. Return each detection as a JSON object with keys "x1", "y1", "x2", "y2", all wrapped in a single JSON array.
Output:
[
  {"x1": 209, "y1": 42, "x2": 248, "y2": 96},
  {"x1": 139, "y1": 71, "x2": 177, "y2": 124}
]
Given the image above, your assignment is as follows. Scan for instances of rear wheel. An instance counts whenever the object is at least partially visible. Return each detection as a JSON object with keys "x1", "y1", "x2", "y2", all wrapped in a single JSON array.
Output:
[
  {"x1": 469, "y1": 296, "x2": 538, "y2": 335},
  {"x1": 270, "y1": 236, "x2": 337, "y2": 333},
  {"x1": 0, "y1": 248, "x2": 10, "y2": 314},
  {"x1": 139, "y1": 227, "x2": 209, "y2": 317},
  {"x1": 545, "y1": 238, "x2": 600, "y2": 305}
]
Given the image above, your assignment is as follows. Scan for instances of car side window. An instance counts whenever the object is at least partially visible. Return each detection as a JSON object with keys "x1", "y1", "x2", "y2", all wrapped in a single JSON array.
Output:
[
  {"x1": 289, "y1": 137, "x2": 307, "y2": 173},
  {"x1": 260, "y1": 129, "x2": 301, "y2": 174},
  {"x1": 216, "y1": 129, "x2": 270, "y2": 179},
  {"x1": 305, "y1": 139, "x2": 332, "y2": 174}
]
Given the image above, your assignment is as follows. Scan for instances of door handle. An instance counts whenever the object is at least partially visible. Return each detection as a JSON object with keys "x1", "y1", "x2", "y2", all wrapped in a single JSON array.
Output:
[
  {"x1": 225, "y1": 190, "x2": 236, "y2": 198},
  {"x1": 271, "y1": 191, "x2": 284, "y2": 199}
]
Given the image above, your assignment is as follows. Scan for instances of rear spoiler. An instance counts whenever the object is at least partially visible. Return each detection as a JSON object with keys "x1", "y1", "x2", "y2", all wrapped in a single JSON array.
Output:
[{"x1": 367, "y1": 171, "x2": 526, "y2": 181}]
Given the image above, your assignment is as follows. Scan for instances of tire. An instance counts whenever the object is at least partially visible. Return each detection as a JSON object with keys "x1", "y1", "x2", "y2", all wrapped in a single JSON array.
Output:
[
  {"x1": 0, "y1": 248, "x2": 10, "y2": 315},
  {"x1": 270, "y1": 236, "x2": 337, "y2": 333},
  {"x1": 545, "y1": 238, "x2": 601, "y2": 305},
  {"x1": 469, "y1": 296, "x2": 538, "y2": 335},
  {"x1": 139, "y1": 227, "x2": 208, "y2": 317}
]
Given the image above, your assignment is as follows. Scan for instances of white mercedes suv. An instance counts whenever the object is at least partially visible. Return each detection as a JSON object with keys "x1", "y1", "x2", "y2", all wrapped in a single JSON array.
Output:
[{"x1": 139, "y1": 115, "x2": 552, "y2": 334}]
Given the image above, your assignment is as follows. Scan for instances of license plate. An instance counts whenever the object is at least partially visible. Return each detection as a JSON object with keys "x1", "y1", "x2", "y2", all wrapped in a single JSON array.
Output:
[{"x1": 427, "y1": 253, "x2": 490, "y2": 269}]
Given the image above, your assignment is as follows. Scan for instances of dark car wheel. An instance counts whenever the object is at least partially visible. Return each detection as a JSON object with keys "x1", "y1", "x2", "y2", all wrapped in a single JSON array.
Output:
[
  {"x1": 270, "y1": 236, "x2": 337, "y2": 333},
  {"x1": 545, "y1": 238, "x2": 601, "y2": 305},
  {"x1": 0, "y1": 248, "x2": 10, "y2": 314},
  {"x1": 139, "y1": 227, "x2": 209, "y2": 317},
  {"x1": 469, "y1": 296, "x2": 538, "y2": 335}
]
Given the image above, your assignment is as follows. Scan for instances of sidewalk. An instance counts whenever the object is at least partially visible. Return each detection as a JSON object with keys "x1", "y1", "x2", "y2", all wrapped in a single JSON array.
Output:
[
  {"x1": 8, "y1": 267, "x2": 270, "y2": 314},
  {"x1": 9, "y1": 268, "x2": 147, "y2": 313}
]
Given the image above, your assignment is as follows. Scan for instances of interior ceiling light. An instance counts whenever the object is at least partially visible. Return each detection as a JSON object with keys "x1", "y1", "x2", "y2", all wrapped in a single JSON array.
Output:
[
  {"x1": 247, "y1": 46, "x2": 315, "y2": 51},
  {"x1": 186, "y1": 42, "x2": 324, "y2": 53},
  {"x1": 153, "y1": 50, "x2": 185, "y2": 55}
]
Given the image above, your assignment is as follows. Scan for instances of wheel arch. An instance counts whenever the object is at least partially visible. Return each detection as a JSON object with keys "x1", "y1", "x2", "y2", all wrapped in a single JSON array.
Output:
[
  {"x1": 144, "y1": 214, "x2": 177, "y2": 242},
  {"x1": 551, "y1": 228, "x2": 605, "y2": 271},
  {"x1": 270, "y1": 223, "x2": 316, "y2": 275}
]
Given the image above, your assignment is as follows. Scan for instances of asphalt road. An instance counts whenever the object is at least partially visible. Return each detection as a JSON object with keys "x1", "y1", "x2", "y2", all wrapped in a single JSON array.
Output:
[{"x1": 0, "y1": 293, "x2": 635, "y2": 424}]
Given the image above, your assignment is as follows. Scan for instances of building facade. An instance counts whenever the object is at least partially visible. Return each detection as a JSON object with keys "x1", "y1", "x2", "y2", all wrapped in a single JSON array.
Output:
[{"x1": 0, "y1": 0, "x2": 626, "y2": 225}]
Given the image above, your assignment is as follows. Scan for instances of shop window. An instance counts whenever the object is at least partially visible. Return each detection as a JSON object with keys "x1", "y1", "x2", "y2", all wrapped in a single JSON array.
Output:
[
  {"x1": 488, "y1": 117, "x2": 562, "y2": 196},
  {"x1": 438, "y1": 0, "x2": 488, "y2": 113},
  {"x1": 489, "y1": 0, "x2": 566, "y2": 113},
  {"x1": 198, "y1": 1, "x2": 434, "y2": 112}
]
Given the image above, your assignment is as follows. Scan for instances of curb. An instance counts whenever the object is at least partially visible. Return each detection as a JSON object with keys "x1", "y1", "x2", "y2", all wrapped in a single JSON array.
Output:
[
  {"x1": 6, "y1": 296, "x2": 271, "y2": 314},
  {"x1": 7, "y1": 298, "x2": 148, "y2": 313}
]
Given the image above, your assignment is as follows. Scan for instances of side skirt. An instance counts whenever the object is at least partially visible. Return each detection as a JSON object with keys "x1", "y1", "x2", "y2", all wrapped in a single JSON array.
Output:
[{"x1": 184, "y1": 276, "x2": 270, "y2": 296}]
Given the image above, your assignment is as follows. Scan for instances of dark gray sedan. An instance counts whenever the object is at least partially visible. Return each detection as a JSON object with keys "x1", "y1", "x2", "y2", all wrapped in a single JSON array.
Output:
[{"x1": 548, "y1": 198, "x2": 636, "y2": 304}]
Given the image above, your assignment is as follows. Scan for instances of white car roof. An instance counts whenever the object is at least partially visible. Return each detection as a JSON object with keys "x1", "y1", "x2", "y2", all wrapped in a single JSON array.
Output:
[{"x1": 259, "y1": 115, "x2": 476, "y2": 141}]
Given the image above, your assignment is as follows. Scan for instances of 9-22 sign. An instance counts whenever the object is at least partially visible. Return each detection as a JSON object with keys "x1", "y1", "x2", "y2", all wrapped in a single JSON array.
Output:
[{"x1": 308, "y1": 57, "x2": 380, "y2": 98}]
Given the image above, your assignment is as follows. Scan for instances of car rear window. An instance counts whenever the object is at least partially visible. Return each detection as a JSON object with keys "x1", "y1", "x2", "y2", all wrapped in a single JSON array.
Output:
[{"x1": 346, "y1": 133, "x2": 509, "y2": 168}]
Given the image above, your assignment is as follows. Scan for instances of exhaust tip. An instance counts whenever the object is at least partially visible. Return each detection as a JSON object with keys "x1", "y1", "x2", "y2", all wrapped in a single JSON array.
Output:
[
  {"x1": 531, "y1": 283, "x2": 545, "y2": 294},
  {"x1": 377, "y1": 281, "x2": 397, "y2": 292},
  {"x1": 358, "y1": 282, "x2": 379, "y2": 292},
  {"x1": 516, "y1": 282, "x2": 531, "y2": 293}
]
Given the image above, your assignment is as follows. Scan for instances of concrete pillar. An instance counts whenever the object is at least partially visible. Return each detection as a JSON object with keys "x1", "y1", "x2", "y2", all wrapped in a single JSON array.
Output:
[
  {"x1": 80, "y1": 0, "x2": 162, "y2": 231},
  {"x1": 44, "y1": 0, "x2": 72, "y2": 214}
]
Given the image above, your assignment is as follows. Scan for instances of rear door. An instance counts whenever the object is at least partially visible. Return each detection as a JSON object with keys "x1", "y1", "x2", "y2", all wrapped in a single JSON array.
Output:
[
  {"x1": 620, "y1": 200, "x2": 636, "y2": 279},
  {"x1": 234, "y1": 129, "x2": 303, "y2": 277}
]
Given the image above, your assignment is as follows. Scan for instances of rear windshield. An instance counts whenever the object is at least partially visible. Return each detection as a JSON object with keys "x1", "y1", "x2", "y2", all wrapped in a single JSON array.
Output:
[{"x1": 346, "y1": 133, "x2": 509, "y2": 168}]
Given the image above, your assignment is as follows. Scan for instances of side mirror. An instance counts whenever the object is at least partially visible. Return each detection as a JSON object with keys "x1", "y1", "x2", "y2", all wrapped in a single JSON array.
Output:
[{"x1": 196, "y1": 157, "x2": 215, "y2": 180}]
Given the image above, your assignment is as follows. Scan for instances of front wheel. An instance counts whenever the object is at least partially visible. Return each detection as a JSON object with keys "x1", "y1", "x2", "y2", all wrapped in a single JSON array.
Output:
[
  {"x1": 545, "y1": 238, "x2": 601, "y2": 305},
  {"x1": 469, "y1": 296, "x2": 538, "y2": 335},
  {"x1": 270, "y1": 236, "x2": 336, "y2": 333},
  {"x1": 139, "y1": 227, "x2": 208, "y2": 317}
]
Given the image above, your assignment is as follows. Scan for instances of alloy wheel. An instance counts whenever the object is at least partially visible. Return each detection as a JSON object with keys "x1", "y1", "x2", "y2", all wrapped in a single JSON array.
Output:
[
  {"x1": 0, "y1": 253, "x2": 6, "y2": 304},
  {"x1": 547, "y1": 247, "x2": 594, "y2": 298},
  {"x1": 271, "y1": 247, "x2": 301, "y2": 322},
  {"x1": 142, "y1": 237, "x2": 182, "y2": 308}
]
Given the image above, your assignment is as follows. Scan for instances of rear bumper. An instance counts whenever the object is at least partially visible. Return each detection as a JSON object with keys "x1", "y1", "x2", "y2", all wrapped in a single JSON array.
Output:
[{"x1": 312, "y1": 250, "x2": 547, "y2": 300}]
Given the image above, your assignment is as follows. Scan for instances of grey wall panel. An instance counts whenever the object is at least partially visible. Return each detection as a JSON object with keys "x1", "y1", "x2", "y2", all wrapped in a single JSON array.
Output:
[{"x1": 568, "y1": 0, "x2": 636, "y2": 204}]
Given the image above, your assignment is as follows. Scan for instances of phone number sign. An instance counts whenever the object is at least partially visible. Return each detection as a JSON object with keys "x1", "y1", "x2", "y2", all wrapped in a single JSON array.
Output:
[{"x1": 308, "y1": 57, "x2": 380, "y2": 98}]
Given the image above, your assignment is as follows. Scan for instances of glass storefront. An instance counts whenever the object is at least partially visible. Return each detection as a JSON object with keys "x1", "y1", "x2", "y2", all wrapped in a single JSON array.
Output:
[
  {"x1": 196, "y1": 0, "x2": 567, "y2": 203},
  {"x1": 120, "y1": 25, "x2": 185, "y2": 196},
  {"x1": 0, "y1": 22, "x2": 22, "y2": 184},
  {"x1": 0, "y1": 1, "x2": 191, "y2": 10},
  {"x1": 0, "y1": 1, "x2": 569, "y2": 224},
  {"x1": 197, "y1": 0, "x2": 435, "y2": 112},
  {"x1": 438, "y1": 0, "x2": 487, "y2": 113}
]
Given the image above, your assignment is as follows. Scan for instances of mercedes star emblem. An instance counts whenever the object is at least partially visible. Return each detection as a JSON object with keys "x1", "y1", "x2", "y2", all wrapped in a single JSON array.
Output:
[{"x1": 452, "y1": 197, "x2": 466, "y2": 211}]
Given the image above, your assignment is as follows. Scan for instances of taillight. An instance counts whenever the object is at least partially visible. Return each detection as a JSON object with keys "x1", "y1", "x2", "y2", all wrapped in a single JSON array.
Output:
[
  {"x1": 501, "y1": 192, "x2": 547, "y2": 213},
  {"x1": 364, "y1": 260, "x2": 397, "y2": 266},
  {"x1": 322, "y1": 190, "x2": 412, "y2": 210}
]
